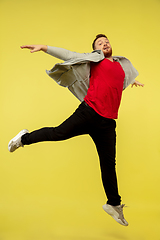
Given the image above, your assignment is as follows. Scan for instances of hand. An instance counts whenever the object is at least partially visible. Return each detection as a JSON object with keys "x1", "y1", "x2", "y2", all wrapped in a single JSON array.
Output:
[
  {"x1": 131, "y1": 80, "x2": 144, "y2": 88},
  {"x1": 20, "y1": 44, "x2": 47, "y2": 53}
]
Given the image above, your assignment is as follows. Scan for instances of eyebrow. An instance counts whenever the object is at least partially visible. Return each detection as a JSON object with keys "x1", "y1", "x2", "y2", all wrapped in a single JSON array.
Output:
[{"x1": 97, "y1": 39, "x2": 109, "y2": 44}]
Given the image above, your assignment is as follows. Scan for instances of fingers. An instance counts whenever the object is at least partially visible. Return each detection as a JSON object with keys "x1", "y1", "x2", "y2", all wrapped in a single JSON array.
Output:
[
  {"x1": 30, "y1": 49, "x2": 37, "y2": 53},
  {"x1": 131, "y1": 83, "x2": 144, "y2": 88},
  {"x1": 132, "y1": 80, "x2": 144, "y2": 88},
  {"x1": 137, "y1": 83, "x2": 144, "y2": 87},
  {"x1": 20, "y1": 45, "x2": 40, "y2": 53},
  {"x1": 20, "y1": 45, "x2": 34, "y2": 50}
]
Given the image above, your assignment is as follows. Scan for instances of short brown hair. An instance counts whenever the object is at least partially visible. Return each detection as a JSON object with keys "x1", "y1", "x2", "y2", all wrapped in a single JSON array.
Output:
[{"x1": 92, "y1": 34, "x2": 108, "y2": 50}]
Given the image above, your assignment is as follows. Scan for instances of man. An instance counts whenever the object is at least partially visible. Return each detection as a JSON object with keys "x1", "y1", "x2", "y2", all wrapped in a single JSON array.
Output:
[{"x1": 8, "y1": 34, "x2": 144, "y2": 226}]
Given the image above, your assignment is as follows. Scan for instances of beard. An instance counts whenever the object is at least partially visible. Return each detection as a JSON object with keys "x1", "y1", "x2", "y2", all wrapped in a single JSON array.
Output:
[{"x1": 103, "y1": 48, "x2": 112, "y2": 58}]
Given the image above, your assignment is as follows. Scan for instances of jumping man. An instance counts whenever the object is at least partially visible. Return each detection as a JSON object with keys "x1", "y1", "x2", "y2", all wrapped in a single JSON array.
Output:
[{"x1": 8, "y1": 34, "x2": 144, "y2": 226}]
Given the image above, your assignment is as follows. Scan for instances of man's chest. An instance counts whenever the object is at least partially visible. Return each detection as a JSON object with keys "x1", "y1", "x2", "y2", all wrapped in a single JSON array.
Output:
[{"x1": 90, "y1": 59, "x2": 125, "y2": 87}]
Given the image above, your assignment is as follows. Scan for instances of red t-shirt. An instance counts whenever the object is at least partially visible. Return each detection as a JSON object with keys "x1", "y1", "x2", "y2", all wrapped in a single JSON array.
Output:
[{"x1": 84, "y1": 58, "x2": 125, "y2": 119}]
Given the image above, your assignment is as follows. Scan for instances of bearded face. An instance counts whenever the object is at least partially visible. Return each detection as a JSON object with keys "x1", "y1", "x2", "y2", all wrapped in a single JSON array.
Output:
[
  {"x1": 94, "y1": 37, "x2": 112, "y2": 58},
  {"x1": 103, "y1": 47, "x2": 112, "y2": 58}
]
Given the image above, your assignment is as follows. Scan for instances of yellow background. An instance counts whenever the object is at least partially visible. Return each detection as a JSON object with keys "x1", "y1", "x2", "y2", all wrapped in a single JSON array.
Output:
[{"x1": 0, "y1": 0, "x2": 160, "y2": 239}]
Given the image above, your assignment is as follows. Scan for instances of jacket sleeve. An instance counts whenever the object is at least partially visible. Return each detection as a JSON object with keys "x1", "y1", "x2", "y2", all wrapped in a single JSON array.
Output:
[
  {"x1": 46, "y1": 46, "x2": 92, "y2": 61},
  {"x1": 113, "y1": 56, "x2": 139, "y2": 90}
]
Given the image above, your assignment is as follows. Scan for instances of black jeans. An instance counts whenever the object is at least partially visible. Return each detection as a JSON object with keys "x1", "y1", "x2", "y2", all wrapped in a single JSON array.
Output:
[{"x1": 22, "y1": 101, "x2": 121, "y2": 206}]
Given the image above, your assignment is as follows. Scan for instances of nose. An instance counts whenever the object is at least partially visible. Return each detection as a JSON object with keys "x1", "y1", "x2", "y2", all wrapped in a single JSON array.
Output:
[{"x1": 103, "y1": 42, "x2": 109, "y2": 47}]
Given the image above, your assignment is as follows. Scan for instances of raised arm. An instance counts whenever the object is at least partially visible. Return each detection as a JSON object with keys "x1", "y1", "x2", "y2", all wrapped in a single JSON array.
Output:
[
  {"x1": 46, "y1": 46, "x2": 93, "y2": 61},
  {"x1": 20, "y1": 44, "x2": 92, "y2": 61}
]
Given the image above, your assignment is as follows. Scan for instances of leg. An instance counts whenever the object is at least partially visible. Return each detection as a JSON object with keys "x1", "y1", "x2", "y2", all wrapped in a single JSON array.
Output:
[
  {"x1": 90, "y1": 117, "x2": 121, "y2": 206},
  {"x1": 21, "y1": 101, "x2": 97, "y2": 145}
]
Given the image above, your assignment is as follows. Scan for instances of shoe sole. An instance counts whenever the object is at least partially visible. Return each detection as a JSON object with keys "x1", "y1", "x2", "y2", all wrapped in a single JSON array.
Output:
[{"x1": 102, "y1": 204, "x2": 128, "y2": 226}]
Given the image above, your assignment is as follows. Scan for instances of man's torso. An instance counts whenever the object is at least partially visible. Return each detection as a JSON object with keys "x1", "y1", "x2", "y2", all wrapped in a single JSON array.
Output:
[{"x1": 84, "y1": 58, "x2": 125, "y2": 119}]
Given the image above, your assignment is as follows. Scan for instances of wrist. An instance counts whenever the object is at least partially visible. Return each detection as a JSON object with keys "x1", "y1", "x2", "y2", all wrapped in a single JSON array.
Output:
[{"x1": 41, "y1": 45, "x2": 47, "y2": 52}]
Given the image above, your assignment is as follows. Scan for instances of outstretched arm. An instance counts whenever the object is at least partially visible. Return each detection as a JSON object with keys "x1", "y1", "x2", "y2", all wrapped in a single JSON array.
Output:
[
  {"x1": 131, "y1": 80, "x2": 144, "y2": 88},
  {"x1": 20, "y1": 44, "x2": 91, "y2": 61},
  {"x1": 20, "y1": 45, "x2": 47, "y2": 53}
]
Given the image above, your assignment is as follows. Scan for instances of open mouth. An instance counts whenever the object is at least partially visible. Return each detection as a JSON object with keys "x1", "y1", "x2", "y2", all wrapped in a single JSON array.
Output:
[{"x1": 103, "y1": 47, "x2": 109, "y2": 50}]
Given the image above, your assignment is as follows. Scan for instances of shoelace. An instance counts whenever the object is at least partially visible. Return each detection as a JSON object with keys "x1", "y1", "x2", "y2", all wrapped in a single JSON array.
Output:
[
  {"x1": 15, "y1": 142, "x2": 21, "y2": 147},
  {"x1": 116, "y1": 204, "x2": 126, "y2": 223},
  {"x1": 14, "y1": 141, "x2": 23, "y2": 149}
]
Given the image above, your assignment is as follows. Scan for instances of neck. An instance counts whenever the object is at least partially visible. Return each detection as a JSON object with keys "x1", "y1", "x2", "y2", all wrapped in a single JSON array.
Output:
[{"x1": 106, "y1": 56, "x2": 113, "y2": 62}]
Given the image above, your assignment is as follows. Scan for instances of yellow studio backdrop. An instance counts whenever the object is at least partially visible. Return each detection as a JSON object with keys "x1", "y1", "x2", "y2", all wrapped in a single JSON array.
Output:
[{"x1": 0, "y1": 0, "x2": 160, "y2": 239}]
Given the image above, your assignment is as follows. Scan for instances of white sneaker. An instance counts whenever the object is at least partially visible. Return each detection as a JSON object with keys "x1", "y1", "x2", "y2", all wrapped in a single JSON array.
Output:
[
  {"x1": 103, "y1": 204, "x2": 128, "y2": 226},
  {"x1": 8, "y1": 129, "x2": 29, "y2": 152}
]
